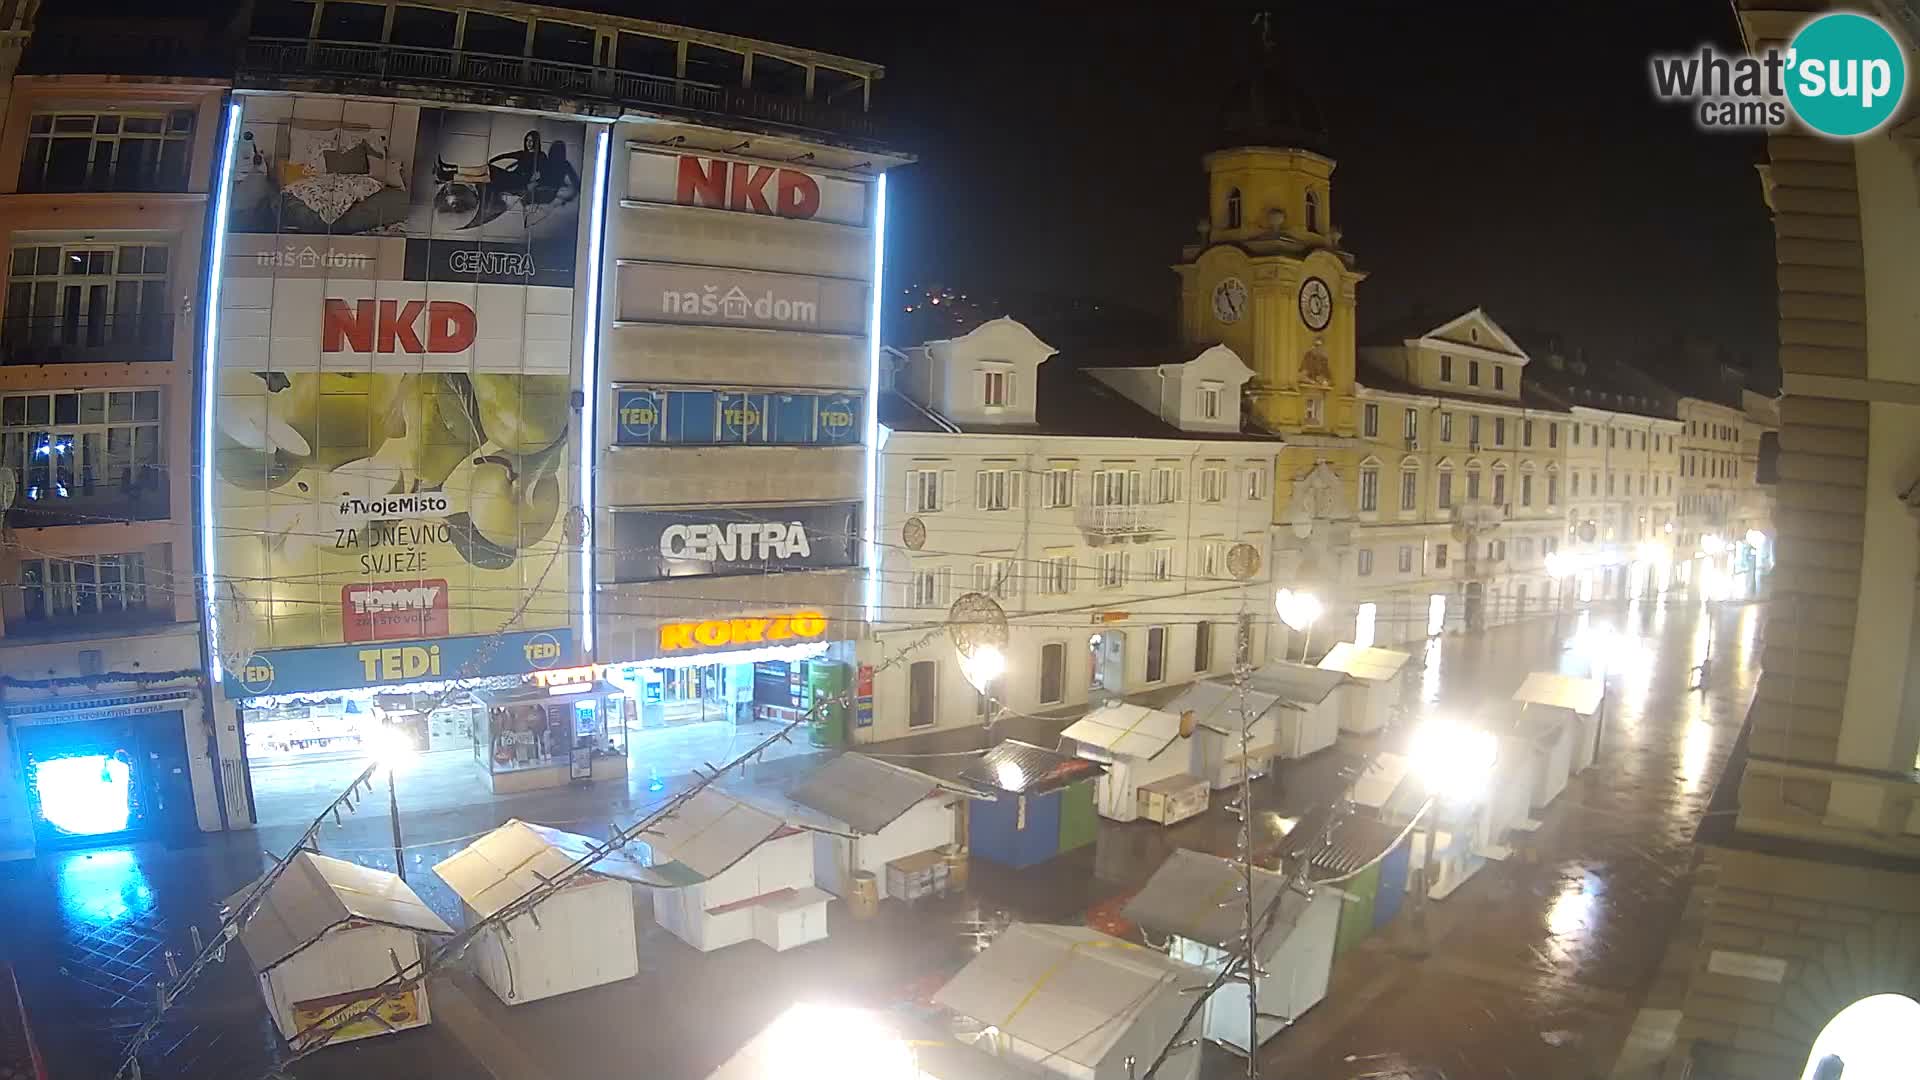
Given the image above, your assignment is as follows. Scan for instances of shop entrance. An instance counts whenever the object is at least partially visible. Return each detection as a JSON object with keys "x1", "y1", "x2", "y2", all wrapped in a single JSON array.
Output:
[{"x1": 17, "y1": 711, "x2": 195, "y2": 850}]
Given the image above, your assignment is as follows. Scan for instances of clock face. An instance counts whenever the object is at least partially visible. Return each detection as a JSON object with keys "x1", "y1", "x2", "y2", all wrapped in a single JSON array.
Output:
[
  {"x1": 1299, "y1": 277, "x2": 1333, "y2": 331},
  {"x1": 1211, "y1": 277, "x2": 1248, "y2": 324}
]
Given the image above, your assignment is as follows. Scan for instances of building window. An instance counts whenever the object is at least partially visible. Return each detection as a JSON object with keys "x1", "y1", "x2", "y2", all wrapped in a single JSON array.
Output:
[
  {"x1": 1492, "y1": 471, "x2": 1506, "y2": 505},
  {"x1": 7, "y1": 244, "x2": 173, "y2": 361},
  {"x1": 1639, "y1": 474, "x2": 1647, "y2": 496},
  {"x1": 1439, "y1": 412, "x2": 1453, "y2": 443},
  {"x1": 1548, "y1": 423, "x2": 1559, "y2": 449},
  {"x1": 1042, "y1": 467, "x2": 1074, "y2": 508},
  {"x1": 1521, "y1": 473, "x2": 1533, "y2": 506},
  {"x1": 1437, "y1": 469, "x2": 1454, "y2": 509},
  {"x1": 1303, "y1": 395, "x2": 1325, "y2": 426},
  {"x1": 908, "y1": 468, "x2": 946, "y2": 513},
  {"x1": 2, "y1": 389, "x2": 166, "y2": 527},
  {"x1": 1198, "y1": 381, "x2": 1223, "y2": 420},
  {"x1": 1608, "y1": 428, "x2": 1617, "y2": 449},
  {"x1": 1400, "y1": 469, "x2": 1418, "y2": 512},
  {"x1": 1197, "y1": 541, "x2": 1223, "y2": 578},
  {"x1": 21, "y1": 110, "x2": 195, "y2": 193},
  {"x1": 1149, "y1": 466, "x2": 1183, "y2": 504},
  {"x1": 1225, "y1": 187, "x2": 1242, "y2": 229},
  {"x1": 1398, "y1": 545, "x2": 1415, "y2": 573},
  {"x1": 974, "y1": 559, "x2": 1017, "y2": 600},
  {"x1": 1145, "y1": 626, "x2": 1167, "y2": 683},
  {"x1": 1490, "y1": 539, "x2": 1506, "y2": 561},
  {"x1": 1494, "y1": 417, "x2": 1506, "y2": 446},
  {"x1": 19, "y1": 551, "x2": 148, "y2": 622},
  {"x1": 1607, "y1": 473, "x2": 1615, "y2": 496},
  {"x1": 1571, "y1": 424, "x2": 1581, "y2": 447},
  {"x1": 1403, "y1": 408, "x2": 1419, "y2": 443},
  {"x1": 1039, "y1": 643, "x2": 1065, "y2": 705},
  {"x1": 1041, "y1": 554, "x2": 1073, "y2": 595},
  {"x1": 975, "y1": 467, "x2": 1020, "y2": 510},
  {"x1": 909, "y1": 567, "x2": 950, "y2": 608},
  {"x1": 1494, "y1": 366, "x2": 1506, "y2": 391},
  {"x1": 981, "y1": 367, "x2": 1012, "y2": 408},
  {"x1": 1357, "y1": 548, "x2": 1374, "y2": 577},
  {"x1": 1099, "y1": 550, "x2": 1127, "y2": 589},
  {"x1": 1244, "y1": 467, "x2": 1268, "y2": 502},
  {"x1": 1151, "y1": 546, "x2": 1174, "y2": 582},
  {"x1": 1304, "y1": 188, "x2": 1321, "y2": 233},
  {"x1": 1590, "y1": 424, "x2": 1599, "y2": 444},
  {"x1": 1468, "y1": 415, "x2": 1482, "y2": 447},
  {"x1": 1543, "y1": 536, "x2": 1558, "y2": 556},
  {"x1": 1468, "y1": 360, "x2": 1481, "y2": 387},
  {"x1": 1363, "y1": 402, "x2": 1379, "y2": 437},
  {"x1": 1199, "y1": 467, "x2": 1226, "y2": 503},
  {"x1": 1439, "y1": 355, "x2": 1454, "y2": 382},
  {"x1": 1092, "y1": 468, "x2": 1140, "y2": 508},
  {"x1": 1434, "y1": 543, "x2": 1449, "y2": 569},
  {"x1": 908, "y1": 661, "x2": 937, "y2": 729},
  {"x1": 1354, "y1": 602, "x2": 1377, "y2": 649},
  {"x1": 1523, "y1": 419, "x2": 1533, "y2": 447},
  {"x1": 1194, "y1": 621, "x2": 1214, "y2": 673},
  {"x1": 1549, "y1": 474, "x2": 1560, "y2": 505},
  {"x1": 1467, "y1": 469, "x2": 1481, "y2": 500},
  {"x1": 1359, "y1": 466, "x2": 1379, "y2": 512}
]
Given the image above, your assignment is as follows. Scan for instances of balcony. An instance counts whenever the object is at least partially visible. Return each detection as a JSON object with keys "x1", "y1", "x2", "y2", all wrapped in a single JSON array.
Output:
[
  {"x1": 1, "y1": 315, "x2": 174, "y2": 366},
  {"x1": 4, "y1": 472, "x2": 170, "y2": 529},
  {"x1": 1076, "y1": 503, "x2": 1166, "y2": 540},
  {"x1": 239, "y1": 38, "x2": 882, "y2": 142}
]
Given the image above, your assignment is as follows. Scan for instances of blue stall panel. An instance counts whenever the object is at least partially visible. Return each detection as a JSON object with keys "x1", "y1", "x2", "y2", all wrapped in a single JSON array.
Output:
[
  {"x1": 1372, "y1": 836, "x2": 1412, "y2": 929},
  {"x1": 969, "y1": 790, "x2": 1063, "y2": 870}
]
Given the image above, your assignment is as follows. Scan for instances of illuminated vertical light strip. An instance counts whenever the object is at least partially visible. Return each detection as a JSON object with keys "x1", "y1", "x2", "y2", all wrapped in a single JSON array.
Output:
[
  {"x1": 862, "y1": 173, "x2": 888, "y2": 622},
  {"x1": 200, "y1": 100, "x2": 244, "y2": 683},
  {"x1": 578, "y1": 126, "x2": 613, "y2": 658}
]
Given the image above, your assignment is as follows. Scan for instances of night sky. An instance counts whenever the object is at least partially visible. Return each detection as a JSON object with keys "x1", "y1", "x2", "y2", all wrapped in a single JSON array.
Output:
[{"x1": 667, "y1": 1, "x2": 1779, "y2": 375}]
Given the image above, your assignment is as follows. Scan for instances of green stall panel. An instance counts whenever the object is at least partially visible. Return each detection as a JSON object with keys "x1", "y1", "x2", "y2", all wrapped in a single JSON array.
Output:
[
  {"x1": 1056, "y1": 778, "x2": 1099, "y2": 854},
  {"x1": 1333, "y1": 860, "x2": 1381, "y2": 956},
  {"x1": 807, "y1": 662, "x2": 849, "y2": 748}
]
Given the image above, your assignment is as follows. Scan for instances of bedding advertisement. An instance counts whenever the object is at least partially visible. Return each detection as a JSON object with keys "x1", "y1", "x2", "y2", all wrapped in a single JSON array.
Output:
[{"x1": 215, "y1": 96, "x2": 589, "y2": 680}]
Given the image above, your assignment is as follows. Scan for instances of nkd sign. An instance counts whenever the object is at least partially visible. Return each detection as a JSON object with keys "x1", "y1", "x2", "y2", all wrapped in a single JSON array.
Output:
[
  {"x1": 627, "y1": 148, "x2": 872, "y2": 228},
  {"x1": 617, "y1": 262, "x2": 868, "y2": 335},
  {"x1": 612, "y1": 501, "x2": 859, "y2": 582}
]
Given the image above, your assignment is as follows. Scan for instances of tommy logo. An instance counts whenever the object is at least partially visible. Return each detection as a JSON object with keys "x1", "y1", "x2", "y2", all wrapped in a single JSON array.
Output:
[
  {"x1": 341, "y1": 580, "x2": 449, "y2": 642},
  {"x1": 323, "y1": 299, "x2": 478, "y2": 354}
]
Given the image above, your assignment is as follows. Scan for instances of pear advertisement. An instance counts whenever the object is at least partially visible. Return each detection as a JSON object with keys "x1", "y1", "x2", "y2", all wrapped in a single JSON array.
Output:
[{"x1": 215, "y1": 96, "x2": 588, "y2": 669}]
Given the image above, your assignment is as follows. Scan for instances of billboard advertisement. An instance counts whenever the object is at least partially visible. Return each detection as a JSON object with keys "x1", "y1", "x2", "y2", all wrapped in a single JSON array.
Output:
[
  {"x1": 615, "y1": 261, "x2": 869, "y2": 335},
  {"x1": 625, "y1": 149, "x2": 872, "y2": 228},
  {"x1": 214, "y1": 96, "x2": 591, "y2": 684},
  {"x1": 609, "y1": 501, "x2": 860, "y2": 582}
]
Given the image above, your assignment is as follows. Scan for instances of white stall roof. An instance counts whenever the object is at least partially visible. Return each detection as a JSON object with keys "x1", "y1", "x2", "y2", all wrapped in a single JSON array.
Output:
[
  {"x1": 225, "y1": 851, "x2": 452, "y2": 974},
  {"x1": 1061, "y1": 702, "x2": 1189, "y2": 761},
  {"x1": 1246, "y1": 661, "x2": 1348, "y2": 705},
  {"x1": 635, "y1": 789, "x2": 791, "y2": 885},
  {"x1": 433, "y1": 820, "x2": 653, "y2": 919},
  {"x1": 1318, "y1": 642, "x2": 1412, "y2": 683},
  {"x1": 787, "y1": 753, "x2": 958, "y2": 836},
  {"x1": 1513, "y1": 672, "x2": 1604, "y2": 716},
  {"x1": 935, "y1": 924, "x2": 1207, "y2": 1070},
  {"x1": 1122, "y1": 849, "x2": 1307, "y2": 952},
  {"x1": 1350, "y1": 752, "x2": 1414, "y2": 811},
  {"x1": 1165, "y1": 680, "x2": 1288, "y2": 734}
]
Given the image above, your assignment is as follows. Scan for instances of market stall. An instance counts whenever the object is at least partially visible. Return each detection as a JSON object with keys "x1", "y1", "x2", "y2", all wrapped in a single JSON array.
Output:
[
  {"x1": 1160, "y1": 679, "x2": 1283, "y2": 789},
  {"x1": 1123, "y1": 849, "x2": 1342, "y2": 1052},
  {"x1": 1510, "y1": 707, "x2": 1577, "y2": 810},
  {"x1": 785, "y1": 752, "x2": 966, "y2": 902},
  {"x1": 933, "y1": 923, "x2": 1210, "y2": 1080},
  {"x1": 226, "y1": 851, "x2": 453, "y2": 1045},
  {"x1": 471, "y1": 680, "x2": 633, "y2": 795},
  {"x1": 1316, "y1": 643, "x2": 1412, "y2": 735},
  {"x1": 959, "y1": 741, "x2": 1104, "y2": 870},
  {"x1": 1512, "y1": 672, "x2": 1606, "y2": 775},
  {"x1": 705, "y1": 1003, "x2": 1022, "y2": 1080},
  {"x1": 1060, "y1": 702, "x2": 1205, "y2": 824},
  {"x1": 1354, "y1": 750, "x2": 1510, "y2": 901},
  {"x1": 432, "y1": 819, "x2": 652, "y2": 1004},
  {"x1": 1245, "y1": 661, "x2": 1347, "y2": 759},
  {"x1": 639, "y1": 789, "x2": 829, "y2": 953}
]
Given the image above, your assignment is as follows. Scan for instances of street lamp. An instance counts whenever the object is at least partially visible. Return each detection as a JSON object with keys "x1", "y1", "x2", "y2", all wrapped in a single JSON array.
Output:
[
  {"x1": 366, "y1": 725, "x2": 413, "y2": 882},
  {"x1": 1402, "y1": 717, "x2": 1498, "y2": 952},
  {"x1": 947, "y1": 591, "x2": 1011, "y2": 720},
  {"x1": 1275, "y1": 588, "x2": 1323, "y2": 661}
]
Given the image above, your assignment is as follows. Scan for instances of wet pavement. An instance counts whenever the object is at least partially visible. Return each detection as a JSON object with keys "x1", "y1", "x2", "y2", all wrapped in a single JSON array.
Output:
[{"x1": 0, "y1": 595, "x2": 1762, "y2": 1080}]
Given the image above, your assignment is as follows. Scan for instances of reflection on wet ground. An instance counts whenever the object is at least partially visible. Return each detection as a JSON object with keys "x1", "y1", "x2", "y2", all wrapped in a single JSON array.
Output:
[{"x1": 0, "y1": 596, "x2": 1762, "y2": 1080}]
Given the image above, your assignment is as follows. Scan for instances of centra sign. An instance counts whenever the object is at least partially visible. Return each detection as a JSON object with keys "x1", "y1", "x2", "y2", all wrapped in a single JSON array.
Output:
[{"x1": 658, "y1": 610, "x2": 828, "y2": 652}]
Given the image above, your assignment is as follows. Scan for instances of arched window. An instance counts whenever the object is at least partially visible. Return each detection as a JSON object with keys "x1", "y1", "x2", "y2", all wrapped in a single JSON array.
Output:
[
  {"x1": 1226, "y1": 188, "x2": 1242, "y2": 229},
  {"x1": 1305, "y1": 189, "x2": 1321, "y2": 233}
]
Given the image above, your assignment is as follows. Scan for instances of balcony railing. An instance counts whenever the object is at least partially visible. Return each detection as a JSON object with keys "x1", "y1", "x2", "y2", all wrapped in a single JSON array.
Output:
[
  {"x1": 240, "y1": 39, "x2": 881, "y2": 140},
  {"x1": 1, "y1": 314, "x2": 174, "y2": 365},
  {"x1": 1076, "y1": 504, "x2": 1166, "y2": 537},
  {"x1": 5, "y1": 476, "x2": 170, "y2": 529}
]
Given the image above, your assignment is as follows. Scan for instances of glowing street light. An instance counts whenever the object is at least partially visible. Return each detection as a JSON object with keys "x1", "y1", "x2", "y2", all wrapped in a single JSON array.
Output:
[
  {"x1": 1275, "y1": 588, "x2": 1324, "y2": 661},
  {"x1": 1408, "y1": 717, "x2": 1498, "y2": 804},
  {"x1": 958, "y1": 643, "x2": 1006, "y2": 696},
  {"x1": 761, "y1": 1003, "x2": 916, "y2": 1080},
  {"x1": 365, "y1": 724, "x2": 413, "y2": 882},
  {"x1": 1700, "y1": 534, "x2": 1726, "y2": 556}
]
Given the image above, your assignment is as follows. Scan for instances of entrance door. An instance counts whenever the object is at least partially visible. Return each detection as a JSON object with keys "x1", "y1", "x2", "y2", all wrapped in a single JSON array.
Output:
[
  {"x1": 18, "y1": 710, "x2": 194, "y2": 850},
  {"x1": 1464, "y1": 582, "x2": 1485, "y2": 632}
]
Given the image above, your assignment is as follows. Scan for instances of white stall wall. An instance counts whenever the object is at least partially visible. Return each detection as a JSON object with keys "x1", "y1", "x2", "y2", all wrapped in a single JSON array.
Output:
[
  {"x1": 653, "y1": 831, "x2": 814, "y2": 952},
  {"x1": 813, "y1": 798, "x2": 956, "y2": 900},
  {"x1": 260, "y1": 925, "x2": 429, "y2": 1043},
  {"x1": 468, "y1": 877, "x2": 637, "y2": 1004}
]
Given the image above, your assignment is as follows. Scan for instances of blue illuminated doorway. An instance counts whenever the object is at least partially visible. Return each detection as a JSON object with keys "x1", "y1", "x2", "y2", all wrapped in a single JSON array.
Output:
[{"x1": 17, "y1": 711, "x2": 193, "y2": 851}]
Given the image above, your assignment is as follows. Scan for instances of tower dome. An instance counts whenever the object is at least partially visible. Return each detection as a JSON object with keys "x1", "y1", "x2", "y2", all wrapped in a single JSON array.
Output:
[{"x1": 1217, "y1": 52, "x2": 1329, "y2": 155}]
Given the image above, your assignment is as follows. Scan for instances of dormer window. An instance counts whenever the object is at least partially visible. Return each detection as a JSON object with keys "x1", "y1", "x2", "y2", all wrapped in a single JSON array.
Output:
[
  {"x1": 1198, "y1": 381, "x2": 1223, "y2": 420},
  {"x1": 980, "y1": 365, "x2": 1012, "y2": 409},
  {"x1": 1305, "y1": 189, "x2": 1320, "y2": 233},
  {"x1": 1226, "y1": 188, "x2": 1242, "y2": 229}
]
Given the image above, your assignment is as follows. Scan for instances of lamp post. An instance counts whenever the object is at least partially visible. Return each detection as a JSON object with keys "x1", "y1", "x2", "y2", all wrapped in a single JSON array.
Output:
[
  {"x1": 367, "y1": 726, "x2": 412, "y2": 882},
  {"x1": 1546, "y1": 552, "x2": 1570, "y2": 638},
  {"x1": 1402, "y1": 718, "x2": 1498, "y2": 955},
  {"x1": 1275, "y1": 588, "x2": 1323, "y2": 663}
]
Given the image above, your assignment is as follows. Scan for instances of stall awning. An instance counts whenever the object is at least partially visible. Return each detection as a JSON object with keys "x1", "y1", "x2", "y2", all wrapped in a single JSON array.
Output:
[
  {"x1": 1512, "y1": 672, "x2": 1604, "y2": 716},
  {"x1": 1318, "y1": 642, "x2": 1412, "y2": 683},
  {"x1": 960, "y1": 740, "x2": 1105, "y2": 796},
  {"x1": 433, "y1": 820, "x2": 653, "y2": 919},
  {"x1": 225, "y1": 851, "x2": 452, "y2": 975},
  {"x1": 1060, "y1": 702, "x2": 1188, "y2": 761},
  {"x1": 634, "y1": 789, "x2": 790, "y2": 885},
  {"x1": 1162, "y1": 680, "x2": 1289, "y2": 736},
  {"x1": 787, "y1": 753, "x2": 959, "y2": 836},
  {"x1": 1350, "y1": 752, "x2": 1414, "y2": 812},
  {"x1": 933, "y1": 923, "x2": 1208, "y2": 1070},
  {"x1": 1246, "y1": 661, "x2": 1348, "y2": 706},
  {"x1": 1122, "y1": 849, "x2": 1306, "y2": 952}
]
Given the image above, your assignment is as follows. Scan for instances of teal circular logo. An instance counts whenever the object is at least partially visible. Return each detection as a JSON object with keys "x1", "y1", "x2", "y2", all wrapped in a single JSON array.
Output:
[{"x1": 1787, "y1": 13, "x2": 1907, "y2": 137}]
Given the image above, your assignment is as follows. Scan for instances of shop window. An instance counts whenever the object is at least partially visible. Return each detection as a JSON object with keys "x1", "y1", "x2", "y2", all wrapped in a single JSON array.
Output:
[
  {"x1": 1194, "y1": 621, "x2": 1213, "y2": 673},
  {"x1": 1145, "y1": 626, "x2": 1166, "y2": 683},
  {"x1": 1039, "y1": 643, "x2": 1065, "y2": 705},
  {"x1": 908, "y1": 661, "x2": 937, "y2": 728}
]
